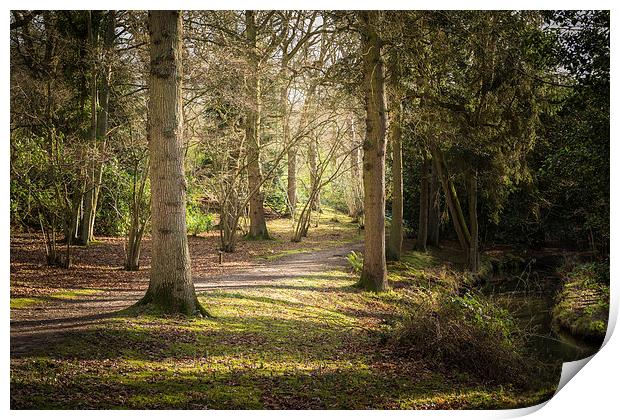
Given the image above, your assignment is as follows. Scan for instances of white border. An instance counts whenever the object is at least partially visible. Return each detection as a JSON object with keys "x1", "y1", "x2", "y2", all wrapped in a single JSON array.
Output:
[{"x1": 3, "y1": 2, "x2": 618, "y2": 419}]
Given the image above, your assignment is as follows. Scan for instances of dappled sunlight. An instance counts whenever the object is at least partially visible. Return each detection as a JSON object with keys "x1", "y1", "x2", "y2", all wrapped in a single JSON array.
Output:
[{"x1": 11, "y1": 252, "x2": 559, "y2": 408}]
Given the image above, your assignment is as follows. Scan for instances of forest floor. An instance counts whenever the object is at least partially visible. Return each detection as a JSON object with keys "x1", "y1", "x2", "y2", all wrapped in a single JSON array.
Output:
[{"x1": 10, "y1": 210, "x2": 557, "y2": 409}]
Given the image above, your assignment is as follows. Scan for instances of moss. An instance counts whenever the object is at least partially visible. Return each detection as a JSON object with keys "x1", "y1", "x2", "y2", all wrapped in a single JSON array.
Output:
[
  {"x1": 477, "y1": 257, "x2": 494, "y2": 282},
  {"x1": 48, "y1": 289, "x2": 104, "y2": 300},
  {"x1": 11, "y1": 289, "x2": 104, "y2": 310},
  {"x1": 257, "y1": 248, "x2": 318, "y2": 261},
  {"x1": 552, "y1": 262, "x2": 609, "y2": 343},
  {"x1": 11, "y1": 297, "x2": 44, "y2": 309}
]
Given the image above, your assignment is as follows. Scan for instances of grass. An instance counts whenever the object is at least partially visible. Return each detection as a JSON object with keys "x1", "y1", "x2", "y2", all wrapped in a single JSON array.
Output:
[
  {"x1": 257, "y1": 248, "x2": 318, "y2": 261},
  {"x1": 11, "y1": 288, "x2": 104, "y2": 309},
  {"x1": 10, "y1": 248, "x2": 558, "y2": 409},
  {"x1": 10, "y1": 297, "x2": 44, "y2": 309},
  {"x1": 552, "y1": 262, "x2": 609, "y2": 342}
]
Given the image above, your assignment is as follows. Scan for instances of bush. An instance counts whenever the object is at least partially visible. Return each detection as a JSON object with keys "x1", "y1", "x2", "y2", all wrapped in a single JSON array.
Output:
[
  {"x1": 187, "y1": 206, "x2": 214, "y2": 236},
  {"x1": 347, "y1": 251, "x2": 363, "y2": 273},
  {"x1": 390, "y1": 291, "x2": 530, "y2": 386},
  {"x1": 263, "y1": 182, "x2": 289, "y2": 215}
]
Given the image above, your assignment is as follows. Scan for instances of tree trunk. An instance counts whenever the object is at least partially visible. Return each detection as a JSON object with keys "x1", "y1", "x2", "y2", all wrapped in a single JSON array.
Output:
[
  {"x1": 347, "y1": 115, "x2": 363, "y2": 220},
  {"x1": 308, "y1": 136, "x2": 320, "y2": 212},
  {"x1": 245, "y1": 11, "x2": 269, "y2": 239},
  {"x1": 280, "y1": 66, "x2": 297, "y2": 218},
  {"x1": 78, "y1": 10, "x2": 97, "y2": 246},
  {"x1": 124, "y1": 157, "x2": 149, "y2": 271},
  {"x1": 467, "y1": 170, "x2": 479, "y2": 272},
  {"x1": 387, "y1": 103, "x2": 403, "y2": 260},
  {"x1": 358, "y1": 12, "x2": 388, "y2": 292},
  {"x1": 125, "y1": 222, "x2": 144, "y2": 271},
  {"x1": 430, "y1": 144, "x2": 471, "y2": 252},
  {"x1": 416, "y1": 157, "x2": 430, "y2": 252},
  {"x1": 287, "y1": 146, "x2": 297, "y2": 216},
  {"x1": 89, "y1": 11, "x2": 116, "y2": 242},
  {"x1": 219, "y1": 194, "x2": 241, "y2": 253},
  {"x1": 428, "y1": 159, "x2": 440, "y2": 247},
  {"x1": 139, "y1": 10, "x2": 204, "y2": 316}
]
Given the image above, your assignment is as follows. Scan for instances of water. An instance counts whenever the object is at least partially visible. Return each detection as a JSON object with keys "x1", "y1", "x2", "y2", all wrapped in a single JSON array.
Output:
[{"x1": 482, "y1": 264, "x2": 601, "y2": 363}]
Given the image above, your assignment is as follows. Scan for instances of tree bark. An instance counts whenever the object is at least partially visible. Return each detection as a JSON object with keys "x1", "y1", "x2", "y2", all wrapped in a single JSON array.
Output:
[
  {"x1": 467, "y1": 170, "x2": 479, "y2": 272},
  {"x1": 347, "y1": 115, "x2": 363, "y2": 220},
  {"x1": 308, "y1": 136, "x2": 320, "y2": 212},
  {"x1": 430, "y1": 145, "x2": 471, "y2": 252},
  {"x1": 245, "y1": 11, "x2": 269, "y2": 239},
  {"x1": 78, "y1": 10, "x2": 98, "y2": 246},
  {"x1": 139, "y1": 10, "x2": 204, "y2": 316},
  {"x1": 287, "y1": 146, "x2": 297, "y2": 216},
  {"x1": 358, "y1": 12, "x2": 388, "y2": 292},
  {"x1": 125, "y1": 156, "x2": 149, "y2": 271},
  {"x1": 416, "y1": 157, "x2": 430, "y2": 252},
  {"x1": 428, "y1": 159, "x2": 440, "y2": 247},
  {"x1": 89, "y1": 11, "x2": 116, "y2": 242},
  {"x1": 387, "y1": 102, "x2": 403, "y2": 260},
  {"x1": 280, "y1": 64, "x2": 297, "y2": 217}
]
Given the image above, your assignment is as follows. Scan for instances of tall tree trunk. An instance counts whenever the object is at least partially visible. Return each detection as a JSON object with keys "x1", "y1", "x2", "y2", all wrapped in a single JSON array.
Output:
[
  {"x1": 386, "y1": 45, "x2": 403, "y2": 260},
  {"x1": 89, "y1": 10, "x2": 116, "y2": 242},
  {"x1": 467, "y1": 170, "x2": 479, "y2": 272},
  {"x1": 358, "y1": 12, "x2": 388, "y2": 292},
  {"x1": 430, "y1": 145, "x2": 471, "y2": 252},
  {"x1": 280, "y1": 65, "x2": 297, "y2": 218},
  {"x1": 79, "y1": 10, "x2": 97, "y2": 246},
  {"x1": 139, "y1": 10, "x2": 205, "y2": 316},
  {"x1": 387, "y1": 102, "x2": 403, "y2": 260},
  {"x1": 416, "y1": 157, "x2": 430, "y2": 251},
  {"x1": 428, "y1": 159, "x2": 440, "y2": 247},
  {"x1": 245, "y1": 11, "x2": 269, "y2": 239}
]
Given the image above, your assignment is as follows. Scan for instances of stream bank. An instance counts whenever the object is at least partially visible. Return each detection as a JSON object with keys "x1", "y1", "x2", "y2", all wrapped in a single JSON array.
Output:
[{"x1": 480, "y1": 249, "x2": 604, "y2": 363}]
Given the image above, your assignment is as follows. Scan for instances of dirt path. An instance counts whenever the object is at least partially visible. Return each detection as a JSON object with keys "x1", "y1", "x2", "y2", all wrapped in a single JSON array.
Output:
[{"x1": 10, "y1": 242, "x2": 362, "y2": 356}]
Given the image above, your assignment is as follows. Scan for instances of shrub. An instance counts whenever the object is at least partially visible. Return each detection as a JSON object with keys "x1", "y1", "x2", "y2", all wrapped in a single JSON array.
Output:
[
  {"x1": 263, "y1": 183, "x2": 289, "y2": 215},
  {"x1": 390, "y1": 291, "x2": 530, "y2": 386},
  {"x1": 347, "y1": 251, "x2": 363, "y2": 273},
  {"x1": 187, "y1": 206, "x2": 215, "y2": 236}
]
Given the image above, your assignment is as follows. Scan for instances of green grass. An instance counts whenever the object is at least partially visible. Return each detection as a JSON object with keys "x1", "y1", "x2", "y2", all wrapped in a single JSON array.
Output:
[
  {"x1": 257, "y1": 248, "x2": 318, "y2": 261},
  {"x1": 10, "y1": 252, "x2": 557, "y2": 409},
  {"x1": 49, "y1": 289, "x2": 104, "y2": 299},
  {"x1": 10, "y1": 297, "x2": 44, "y2": 309},
  {"x1": 11, "y1": 288, "x2": 104, "y2": 309},
  {"x1": 552, "y1": 262, "x2": 609, "y2": 342}
]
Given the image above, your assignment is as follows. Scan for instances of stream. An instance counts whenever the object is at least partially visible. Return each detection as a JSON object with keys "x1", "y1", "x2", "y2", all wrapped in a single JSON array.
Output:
[{"x1": 482, "y1": 256, "x2": 601, "y2": 363}]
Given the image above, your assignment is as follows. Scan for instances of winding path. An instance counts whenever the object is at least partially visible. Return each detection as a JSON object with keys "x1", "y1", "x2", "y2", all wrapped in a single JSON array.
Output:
[{"x1": 10, "y1": 242, "x2": 363, "y2": 356}]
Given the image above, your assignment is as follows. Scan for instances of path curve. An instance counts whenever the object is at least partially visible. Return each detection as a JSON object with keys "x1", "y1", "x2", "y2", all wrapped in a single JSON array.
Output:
[{"x1": 10, "y1": 242, "x2": 363, "y2": 356}]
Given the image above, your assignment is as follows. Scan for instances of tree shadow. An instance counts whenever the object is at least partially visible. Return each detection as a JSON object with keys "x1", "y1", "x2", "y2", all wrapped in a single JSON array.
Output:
[{"x1": 10, "y1": 356, "x2": 555, "y2": 409}]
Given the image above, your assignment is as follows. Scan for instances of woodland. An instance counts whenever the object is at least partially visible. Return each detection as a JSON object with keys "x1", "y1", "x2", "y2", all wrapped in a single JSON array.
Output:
[{"x1": 9, "y1": 10, "x2": 609, "y2": 409}]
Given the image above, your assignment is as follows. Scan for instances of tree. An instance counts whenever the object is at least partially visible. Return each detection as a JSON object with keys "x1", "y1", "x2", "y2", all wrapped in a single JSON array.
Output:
[
  {"x1": 427, "y1": 162, "x2": 440, "y2": 247},
  {"x1": 245, "y1": 10, "x2": 269, "y2": 239},
  {"x1": 416, "y1": 157, "x2": 430, "y2": 252},
  {"x1": 386, "y1": 50, "x2": 404, "y2": 260},
  {"x1": 344, "y1": 113, "x2": 364, "y2": 221},
  {"x1": 277, "y1": 11, "x2": 323, "y2": 216},
  {"x1": 77, "y1": 11, "x2": 116, "y2": 246},
  {"x1": 138, "y1": 10, "x2": 205, "y2": 316},
  {"x1": 357, "y1": 12, "x2": 388, "y2": 292}
]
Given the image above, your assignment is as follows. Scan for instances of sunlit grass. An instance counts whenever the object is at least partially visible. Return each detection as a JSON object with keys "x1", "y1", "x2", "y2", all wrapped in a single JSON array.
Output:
[
  {"x1": 10, "y1": 251, "x2": 556, "y2": 409},
  {"x1": 11, "y1": 288, "x2": 104, "y2": 309},
  {"x1": 10, "y1": 297, "x2": 44, "y2": 309}
]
